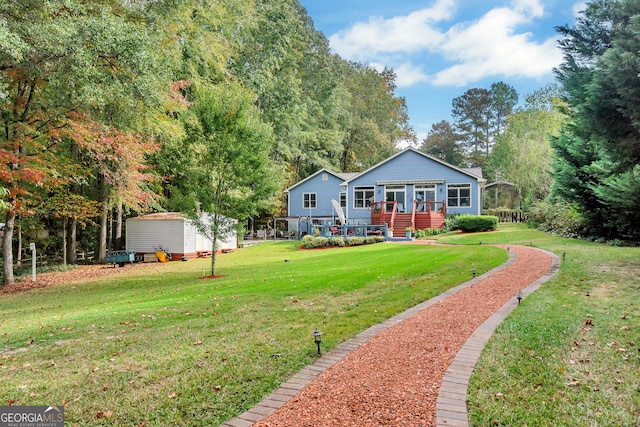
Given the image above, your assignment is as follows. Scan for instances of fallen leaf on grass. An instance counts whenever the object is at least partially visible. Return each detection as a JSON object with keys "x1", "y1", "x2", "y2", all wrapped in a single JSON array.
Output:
[
  {"x1": 193, "y1": 340, "x2": 202, "y2": 346},
  {"x1": 168, "y1": 392, "x2": 178, "y2": 399},
  {"x1": 214, "y1": 385, "x2": 221, "y2": 391},
  {"x1": 7, "y1": 399, "x2": 16, "y2": 406},
  {"x1": 96, "y1": 410, "x2": 114, "y2": 419},
  {"x1": 26, "y1": 339, "x2": 34, "y2": 345},
  {"x1": 567, "y1": 379, "x2": 581, "y2": 386}
]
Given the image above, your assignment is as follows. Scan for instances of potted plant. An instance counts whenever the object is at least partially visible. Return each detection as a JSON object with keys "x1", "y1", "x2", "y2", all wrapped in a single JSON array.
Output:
[{"x1": 405, "y1": 227, "x2": 413, "y2": 239}]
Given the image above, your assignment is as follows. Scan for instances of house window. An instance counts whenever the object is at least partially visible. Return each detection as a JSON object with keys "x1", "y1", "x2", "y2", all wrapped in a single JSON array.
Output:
[
  {"x1": 447, "y1": 184, "x2": 471, "y2": 207},
  {"x1": 354, "y1": 186, "x2": 374, "y2": 209},
  {"x1": 303, "y1": 192, "x2": 317, "y2": 209},
  {"x1": 385, "y1": 185, "x2": 406, "y2": 212},
  {"x1": 415, "y1": 184, "x2": 436, "y2": 211},
  {"x1": 339, "y1": 191, "x2": 346, "y2": 209}
]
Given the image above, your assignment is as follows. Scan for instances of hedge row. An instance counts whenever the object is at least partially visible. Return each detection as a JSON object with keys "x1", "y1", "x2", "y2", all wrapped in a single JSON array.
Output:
[
  {"x1": 456, "y1": 215, "x2": 498, "y2": 232},
  {"x1": 300, "y1": 235, "x2": 385, "y2": 249}
]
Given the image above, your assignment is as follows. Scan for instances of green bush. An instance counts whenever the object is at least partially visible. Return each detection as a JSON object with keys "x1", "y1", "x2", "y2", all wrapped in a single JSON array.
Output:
[
  {"x1": 328, "y1": 237, "x2": 346, "y2": 247},
  {"x1": 444, "y1": 213, "x2": 461, "y2": 231},
  {"x1": 526, "y1": 200, "x2": 585, "y2": 238},
  {"x1": 415, "y1": 228, "x2": 446, "y2": 239},
  {"x1": 300, "y1": 235, "x2": 328, "y2": 248},
  {"x1": 457, "y1": 215, "x2": 498, "y2": 232},
  {"x1": 346, "y1": 236, "x2": 365, "y2": 246}
]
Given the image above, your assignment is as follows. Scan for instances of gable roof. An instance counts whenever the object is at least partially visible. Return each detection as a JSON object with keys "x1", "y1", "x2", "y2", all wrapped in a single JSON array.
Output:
[
  {"x1": 341, "y1": 147, "x2": 486, "y2": 184},
  {"x1": 284, "y1": 168, "x2": 353, "y2": 192}
]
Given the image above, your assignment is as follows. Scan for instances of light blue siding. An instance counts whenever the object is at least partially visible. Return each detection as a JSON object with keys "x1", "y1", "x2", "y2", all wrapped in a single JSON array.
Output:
[
  {"x1": 287, "y1": 170, "x2": 344, "y2": 218},
  {"x1": 346, "y1": 150, "x2": 482, "y2": 220},
  {"x1": 286, "y1": 149, "x2": 484, "y2": 227}
]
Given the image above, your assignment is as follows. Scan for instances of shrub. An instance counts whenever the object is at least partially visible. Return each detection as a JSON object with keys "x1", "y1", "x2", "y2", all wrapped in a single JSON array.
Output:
[
  {"x1": 328, "y1": 236, "x2": 346, "y2": 247},
  {"x1": 300, "y1": 235, "x2": 328, "y2": 248},
  {"x1": 415, "y1": 228, "x2": 446, "y2": 239},
  {"x1": 444, "y1": 213, "x2": 461, "y2": 231},
  {"x1": 346, "y1": 236, "x2": 365, "y2": 246},
  {"x1": 457, "y1": 215, "x2": 498, "y2": 232},
  {"x1": 526, "y1": 200, "x2": 585, "y2": 238}
]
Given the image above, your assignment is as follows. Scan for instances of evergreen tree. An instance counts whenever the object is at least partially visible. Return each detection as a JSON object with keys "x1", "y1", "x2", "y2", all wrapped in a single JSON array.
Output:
[{"x1": 553, "y1": 0, "x2": 640, "y2": 240}]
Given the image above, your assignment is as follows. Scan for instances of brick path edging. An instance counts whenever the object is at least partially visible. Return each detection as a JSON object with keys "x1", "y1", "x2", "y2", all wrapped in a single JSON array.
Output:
[
  {"x1": 435, "y1": 247, "x2": 561, "y2": 427},
  {"x1": 221, "y1": 246, "x2": 561, "y2": 427}
]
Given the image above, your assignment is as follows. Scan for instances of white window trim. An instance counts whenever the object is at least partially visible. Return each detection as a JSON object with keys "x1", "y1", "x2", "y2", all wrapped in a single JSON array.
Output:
[
  {"x1": 339, "y1": 191, "x2": 347, "y2": 209},
  {"x1": 446, "y1": 183, "x2": 472, "y2": 208},
  {"x1": 353, "y1": 186, "x2": 374, "y2": 210},
  {"x1": 385, "y1": 184, "x2": 406, "y2": 211},
  {"x1": 303, "y1": 192, "x2": 317, "y2": 209}
]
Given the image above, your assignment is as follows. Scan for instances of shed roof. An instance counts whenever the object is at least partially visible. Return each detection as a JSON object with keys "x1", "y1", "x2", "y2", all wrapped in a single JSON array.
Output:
[{"x1": 129, "y1": 212, "x2": 185, "y2": 221}]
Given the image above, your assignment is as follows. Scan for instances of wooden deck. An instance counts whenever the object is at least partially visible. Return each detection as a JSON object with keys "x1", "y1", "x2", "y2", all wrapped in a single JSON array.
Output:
[{"x1": 371, "y1": 201, "x2": 446, "y2": 238}]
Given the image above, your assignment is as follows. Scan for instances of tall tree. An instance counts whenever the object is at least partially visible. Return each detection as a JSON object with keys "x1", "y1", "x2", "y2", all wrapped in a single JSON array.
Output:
[
  {"x1": 489, "y1": 81, "x2": 518, "y2": 136},
  {"x1": 490, "y1": 84, "x2": 565, "y2": 204},
  {"x1": 452, "y1": 88, "x2": 492, "y2": 161},
  {"x1": 419, "y1": 120, "x2": 465, "y2": 166},
  {"x1": 553, "y1": 0, "x2": 640, "y2": 240},
  {"x1": 172, "y1": 83, "x2": 277, "y2": 276},
  {"x1": 339, "y1": 64, "x2": 413, "y2": 172},
  {"x1": 0, "y1": 1, "x2": 165, "y2": 282}
]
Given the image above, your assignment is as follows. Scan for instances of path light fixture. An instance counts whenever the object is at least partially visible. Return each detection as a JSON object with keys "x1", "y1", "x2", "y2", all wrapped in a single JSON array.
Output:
[
  {"x1": 471, "y1": 268, "x2": 476, "y2": 278},
  {"x1": 507, "y1": 245, "x2": 510, "y2": 252},
  {"x1": 517, "y1": 291, "x2": 523, "y2": 305},
  {"x1": 562, "y1": 251, "x2": 566, "y2": 261},
  {"x1": 312, "y1": 329, "x2": 323, "y2": 355}
]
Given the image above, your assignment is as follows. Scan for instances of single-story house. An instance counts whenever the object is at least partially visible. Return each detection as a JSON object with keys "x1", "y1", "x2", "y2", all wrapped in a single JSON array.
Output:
[
  {"x1": 284, "y1": 148, "x2": 485, "y2": 237},
  {"x1": 126, "y1": 212, "x2": 237, "y2": 259}
]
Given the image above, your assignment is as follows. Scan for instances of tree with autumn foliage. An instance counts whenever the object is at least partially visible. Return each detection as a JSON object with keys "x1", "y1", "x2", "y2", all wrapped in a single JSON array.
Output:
[
  {"x1": 0, "y1": 0, "x2": 166, "y2": 283},
  {"x1": 64, "y1": 116, "x2": 161, "y2": 263}
]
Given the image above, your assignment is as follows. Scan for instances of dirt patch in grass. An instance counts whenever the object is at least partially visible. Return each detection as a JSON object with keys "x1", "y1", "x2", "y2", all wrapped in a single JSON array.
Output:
[{"x1": 0, "y1": 262, "x2": 169, "y2": 295}]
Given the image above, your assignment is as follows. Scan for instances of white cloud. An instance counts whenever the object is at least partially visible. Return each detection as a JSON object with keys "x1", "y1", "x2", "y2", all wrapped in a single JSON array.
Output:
[
  {"x1": 572, "y1": 1, "x2": 587, "y2": 17},
  {"x1": 328, "y1": 0, "x2": 456, "y2": 60},
  {"x1": 432, "y1": 5, "x2": 563, "y2": 86},
  {"x1": 327, "y1": 0, "x2": 562, "y2": 88},
  {"x1": 512, "y1": 0, "x2": 544, "y2": 18},
  {"x1": 394, "y1": 63, "x2": 431, "y2": 88}
]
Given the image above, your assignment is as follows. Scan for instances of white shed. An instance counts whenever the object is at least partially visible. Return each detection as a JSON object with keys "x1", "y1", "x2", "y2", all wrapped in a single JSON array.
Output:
[{"x1": 125, "y1": 212, "x2": 237, "y2": 259}]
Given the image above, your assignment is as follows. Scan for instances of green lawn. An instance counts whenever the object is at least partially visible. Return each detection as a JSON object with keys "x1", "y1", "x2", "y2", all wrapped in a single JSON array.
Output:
[
  {"x1": 0, "y1": 240, "x2": 505, "y2": 426},
  {"x1": 436, "y1": 224, "x2": 640, "y2": 426}
]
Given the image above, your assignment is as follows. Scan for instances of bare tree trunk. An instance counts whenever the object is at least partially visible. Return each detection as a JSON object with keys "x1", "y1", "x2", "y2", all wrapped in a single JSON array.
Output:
[
  {"x1": 98, "y1": 177, "x2": 109, "y2": 263},
  {"x1": 16, "y1": 224, "x2": 22, "y2": 267},
  {"x1": 114, "y1": 198, "x2": 123, "y2": 250},
  {"x1": 66, "y1": 218, "x2": 77, "y2": 264},
  {"x1": 3, "y1": 210, "x2": 16, "y2": 285}
]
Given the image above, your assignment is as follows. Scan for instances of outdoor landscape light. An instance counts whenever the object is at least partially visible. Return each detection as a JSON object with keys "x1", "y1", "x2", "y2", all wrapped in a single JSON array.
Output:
[
  {"x1": 312, "y1": 329, "x2": 323, "y2": 355},
  {"x1": 471, "y1": 268, "x2": 476, "y2": 278},
  {"x1": 517, "y1": 291, "x2": 523, "y2": 305},
  {"x1": 562, "y1": 251, "x2": 566, "y2": 261}
]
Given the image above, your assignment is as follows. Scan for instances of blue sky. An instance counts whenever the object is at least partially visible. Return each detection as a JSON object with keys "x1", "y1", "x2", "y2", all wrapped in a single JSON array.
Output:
[{"x1": 298, "y1": 0, "x2": 585, "y2": 143}]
